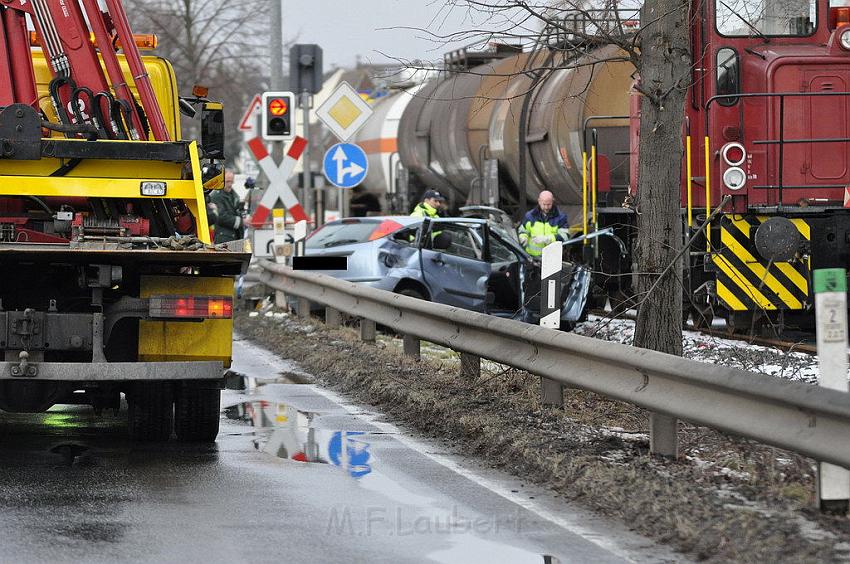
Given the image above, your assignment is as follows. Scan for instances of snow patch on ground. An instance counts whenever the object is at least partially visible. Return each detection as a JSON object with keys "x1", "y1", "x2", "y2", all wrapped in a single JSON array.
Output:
[{"x1": 575, "y1": 315, "x2": 824, "y2": 383}]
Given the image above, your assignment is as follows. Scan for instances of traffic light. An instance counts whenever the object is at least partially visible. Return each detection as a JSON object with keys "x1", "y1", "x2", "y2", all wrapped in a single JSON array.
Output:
[
  {"x1": 261, "y1": 91, "x2": 295, "y2": 141},
  {"x1": 290, "y1": 44, "x2": 324, "y2": 95}
]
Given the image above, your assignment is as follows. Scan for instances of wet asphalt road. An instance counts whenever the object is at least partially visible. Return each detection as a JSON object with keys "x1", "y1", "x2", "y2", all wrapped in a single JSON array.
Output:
[{"x1": 0, "y1": 338, "x2": 682, "y2": 563}]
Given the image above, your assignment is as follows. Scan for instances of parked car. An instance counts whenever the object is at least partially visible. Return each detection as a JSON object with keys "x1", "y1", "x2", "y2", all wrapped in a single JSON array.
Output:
[{"x1": 303, "y1": 216, "x2": 589, "y2": 327}]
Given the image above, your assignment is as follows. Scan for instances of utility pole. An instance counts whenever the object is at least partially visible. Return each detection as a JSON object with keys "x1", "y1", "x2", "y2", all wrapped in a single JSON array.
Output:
[
  {"x1": 301, "y1": 90, "x2": 315, "y2": 226},
  {"x1": 269, "y1": 0, "x2": 284, "y2": 165},
  {"x1": 290, "y1": 44, "x2": 323, "y2": 227}
]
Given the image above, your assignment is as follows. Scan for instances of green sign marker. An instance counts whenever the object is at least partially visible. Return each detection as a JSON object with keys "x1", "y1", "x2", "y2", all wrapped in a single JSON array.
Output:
[{"x1": 813, "y1": 268, "x2": 847, "y2": 294}]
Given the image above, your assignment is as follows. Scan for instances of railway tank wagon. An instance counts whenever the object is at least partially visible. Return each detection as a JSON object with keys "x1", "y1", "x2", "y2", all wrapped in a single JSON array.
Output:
[
  {"x1": 351, "y1": 84, "x2": 425, "y2": 213},
  {"x1": 389, "y1": 43, "x2": 634, "y2": 217}
]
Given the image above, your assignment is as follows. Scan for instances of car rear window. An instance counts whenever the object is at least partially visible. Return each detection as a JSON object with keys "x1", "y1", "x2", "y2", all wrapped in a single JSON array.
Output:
[{"x1": 306, "y1": 220, "x2": 403, "y2": 249}]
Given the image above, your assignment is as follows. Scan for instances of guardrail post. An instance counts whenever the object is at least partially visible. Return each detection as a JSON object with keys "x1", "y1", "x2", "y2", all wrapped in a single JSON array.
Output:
[
  {"x1": 325, "y1": 307, "x2": 341, "y2": 328},
  {"x1": 539, "y1": 241, "x2": 564, "y2": 406},
  {"x1": 649, "y1": 414, "x2": 678, "y2": 458},
  {"x1": 460, "y1": 352, "x2": 480, "y2": 380},
  {"x1": 297, "y1": 297, "x2": 311, "y2": 319},
  {"x1": 403, "y1": 335, "x2": 420, "y2": 359},
  {"x1": 360, "y1": 319, "x2": 376, "y2": 343},
  {"x1": 540, "y1": 378, "x2": 564, "y2": 406},
  {"x1": 814, "y1": 268, "x2": 850, "y2": 515}
]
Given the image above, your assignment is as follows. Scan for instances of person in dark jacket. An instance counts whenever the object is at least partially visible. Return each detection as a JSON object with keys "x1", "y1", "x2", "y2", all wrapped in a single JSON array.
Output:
[
  {"x1": 210, "y1": 170, "x2": 244, "y2": 243},
  {"x1": 349, "y1": 186, "x2": 381, "y2": 217},
  {"x1": 517, "y1": 190, "x2": 569, "y2": 256}
]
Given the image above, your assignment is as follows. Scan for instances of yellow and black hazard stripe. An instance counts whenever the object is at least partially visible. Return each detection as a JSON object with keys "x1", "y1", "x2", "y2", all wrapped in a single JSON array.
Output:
[{"x1": 711, "y1": 215, "x2": 810, "y2": 311}]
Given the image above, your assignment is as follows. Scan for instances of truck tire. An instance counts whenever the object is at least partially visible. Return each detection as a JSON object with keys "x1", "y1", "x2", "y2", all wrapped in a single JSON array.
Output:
[
  {"x1": 174, "y1": 383, "x2": 220, "y2": 443},
  {"x1": 128, "y1": 382, "x2": 174, "y2": 442}
]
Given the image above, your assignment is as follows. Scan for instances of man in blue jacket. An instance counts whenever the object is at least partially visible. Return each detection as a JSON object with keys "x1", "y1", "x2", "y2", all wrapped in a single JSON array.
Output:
[{"x1": 518, "y1": 190, "x2": 569, "y2": 256}]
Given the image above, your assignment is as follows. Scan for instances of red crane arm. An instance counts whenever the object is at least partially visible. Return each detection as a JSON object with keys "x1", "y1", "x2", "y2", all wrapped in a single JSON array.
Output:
[
  {"x1": 0, "y1": 0, "x2": 169, "y2": 141},
  {"x1": 0, "y1": 8, "x2": 37, "y2": 107}
]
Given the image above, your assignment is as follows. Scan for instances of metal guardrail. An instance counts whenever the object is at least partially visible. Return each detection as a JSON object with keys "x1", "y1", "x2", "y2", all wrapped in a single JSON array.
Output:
[{"x1": 259, "y1": 260, "x2": 850, "y2": 469}]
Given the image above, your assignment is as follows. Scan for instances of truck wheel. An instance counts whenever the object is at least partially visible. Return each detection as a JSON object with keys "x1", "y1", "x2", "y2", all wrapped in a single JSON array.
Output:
[
  {"x1": 174, "y1": 383, "x2": 220, "y2": 443},
  {"x1": 128, "y1": 382, "x2": 174, "y2": 442}
]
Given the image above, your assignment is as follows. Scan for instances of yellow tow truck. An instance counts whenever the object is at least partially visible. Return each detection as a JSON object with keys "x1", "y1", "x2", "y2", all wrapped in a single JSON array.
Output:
[{"x1": 0, "y1": 38, "x2": 249, "y2": 441}]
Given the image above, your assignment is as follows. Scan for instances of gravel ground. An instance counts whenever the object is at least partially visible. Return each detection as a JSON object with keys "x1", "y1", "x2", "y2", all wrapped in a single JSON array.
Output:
[{"x1": 236, "y1": 308, "x2": 850, "y2": 562}]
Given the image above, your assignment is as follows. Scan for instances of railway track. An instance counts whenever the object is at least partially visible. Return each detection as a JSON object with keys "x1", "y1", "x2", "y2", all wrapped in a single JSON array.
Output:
[{"x1": 588, "y1": 309, "x2": 819, "y2": 356}]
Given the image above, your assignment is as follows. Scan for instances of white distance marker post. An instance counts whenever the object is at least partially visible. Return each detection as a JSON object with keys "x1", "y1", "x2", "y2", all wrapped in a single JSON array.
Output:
[
  {"x1": 293, "y1": 219, "x2": 308, "y2": 257},
  {"x1": 814, "y1": 268, "x2": 850, "y2": 515},
  {"x1": 272, "y1": 208, "x2": 288, "y2": 265},
  {"x1": 539, "y1": 241, "x2": 564, "y2": 406},
  {"x1": 272, "y1": 208, "x2": 288, "y2": 307}
]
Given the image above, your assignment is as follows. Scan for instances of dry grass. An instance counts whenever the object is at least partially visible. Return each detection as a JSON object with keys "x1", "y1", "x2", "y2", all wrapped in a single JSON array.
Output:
[{"x1": 238, "y1": 311, "x2": 850, "y2": 563}]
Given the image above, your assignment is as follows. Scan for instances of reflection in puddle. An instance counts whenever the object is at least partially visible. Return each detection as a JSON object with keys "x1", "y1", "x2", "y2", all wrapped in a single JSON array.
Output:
[
  {"x1": 428, "y1": 537, "x2": 561, "y2": 564},
  {"x1": 239, "y1": 400, "x2": 373, "y2": 479}
]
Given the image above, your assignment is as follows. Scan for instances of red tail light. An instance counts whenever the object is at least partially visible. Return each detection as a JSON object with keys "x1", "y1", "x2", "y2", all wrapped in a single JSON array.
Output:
[
  {"x1": 149, "y1": 296, "x2": 233, "y2": 319},
  {"x1": 368, "y1": 219, "x2": 404, "y2": 241}
]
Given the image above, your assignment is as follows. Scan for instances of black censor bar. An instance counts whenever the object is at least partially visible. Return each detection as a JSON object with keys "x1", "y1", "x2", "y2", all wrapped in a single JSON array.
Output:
[{"x1": 292, "y1": 256, "x2": 347, "y2": 271}]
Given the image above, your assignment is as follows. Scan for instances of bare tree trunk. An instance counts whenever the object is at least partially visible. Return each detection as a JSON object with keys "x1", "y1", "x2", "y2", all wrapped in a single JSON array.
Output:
[{"x1": 633, "y1": 0, "x2": 690, "y2": 356}]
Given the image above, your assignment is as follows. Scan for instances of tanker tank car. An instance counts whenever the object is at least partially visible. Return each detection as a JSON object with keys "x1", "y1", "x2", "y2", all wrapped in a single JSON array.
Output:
[
  {"x1": 362, "y1": 42, "x2": 634, "y2": 218},
  {"x1": 350, "y1": 83, "x2": 429, "y2": 213}
]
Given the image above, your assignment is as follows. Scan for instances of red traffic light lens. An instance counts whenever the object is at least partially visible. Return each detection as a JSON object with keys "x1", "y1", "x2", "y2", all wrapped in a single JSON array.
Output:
[{"x1": 269, "y1": 98, "x2": 288, "y2": 116}]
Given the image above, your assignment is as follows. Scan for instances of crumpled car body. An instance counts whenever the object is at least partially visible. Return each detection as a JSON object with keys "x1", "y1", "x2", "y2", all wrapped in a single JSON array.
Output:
[{"x1": 304, "y1": 216, "x2": 589, "y2": 327}]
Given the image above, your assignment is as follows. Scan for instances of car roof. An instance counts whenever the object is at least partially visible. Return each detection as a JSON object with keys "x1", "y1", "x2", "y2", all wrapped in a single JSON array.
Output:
[
  {"x1": 323, "y1": 216, "x2": 488, "y2": 226},
  {"x1": 323, "y1": 216, "x2": 420, "y2": 226}
]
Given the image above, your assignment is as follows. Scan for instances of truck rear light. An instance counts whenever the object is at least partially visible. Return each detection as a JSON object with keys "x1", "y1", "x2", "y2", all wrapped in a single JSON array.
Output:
[{"x1": 149, "y1": 296, "x2": 233, "y2": 319}]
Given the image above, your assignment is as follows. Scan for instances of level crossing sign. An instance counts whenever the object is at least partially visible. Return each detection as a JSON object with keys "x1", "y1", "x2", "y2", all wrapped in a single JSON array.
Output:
[
  {"x1": 246, "y1": 135, "x2": 308, "y2": 225},
  {"x1": 322, "y1": 143, "x2": 368, "y2": 189}
]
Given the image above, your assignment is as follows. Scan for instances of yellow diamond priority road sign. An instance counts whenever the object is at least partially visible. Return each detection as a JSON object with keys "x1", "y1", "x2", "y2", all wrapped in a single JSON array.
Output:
[{"x1": 315, "y1": 81, "x2": 373, "y2": 142}]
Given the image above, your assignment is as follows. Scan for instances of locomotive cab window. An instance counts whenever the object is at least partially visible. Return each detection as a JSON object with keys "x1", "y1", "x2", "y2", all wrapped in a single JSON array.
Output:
[
  {"x1": 716, "y1": 0, "x2": 816, "y2": 36},
  {"x1": 716, "y1": 48, "x2": 740, "y2": 105}
]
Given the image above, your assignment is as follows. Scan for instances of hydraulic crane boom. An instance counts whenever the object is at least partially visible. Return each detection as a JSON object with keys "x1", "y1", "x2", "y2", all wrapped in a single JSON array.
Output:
[{"x1": 0, "y1": 0, "x2": 169, "y2": 140}]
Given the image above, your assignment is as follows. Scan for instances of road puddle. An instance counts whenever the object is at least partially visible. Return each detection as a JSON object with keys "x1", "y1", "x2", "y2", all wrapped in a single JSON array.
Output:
[
  {"x1": 234, "y1": 398, "x2": 375, "y2": 478},
  {"x1": 428, "y1": 536, "x2": 562, "y2": 563}
]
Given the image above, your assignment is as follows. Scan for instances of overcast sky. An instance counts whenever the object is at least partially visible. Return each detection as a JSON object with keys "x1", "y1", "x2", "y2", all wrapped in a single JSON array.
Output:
[{"x1": 282, "y1": 1, "x2": 528, "y2": 69}]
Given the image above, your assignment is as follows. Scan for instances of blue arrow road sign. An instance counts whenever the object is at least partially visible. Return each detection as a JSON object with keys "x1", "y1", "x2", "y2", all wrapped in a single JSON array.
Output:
[{"x1": 323, "y1": 143, "x2": 368, "y2": 189}]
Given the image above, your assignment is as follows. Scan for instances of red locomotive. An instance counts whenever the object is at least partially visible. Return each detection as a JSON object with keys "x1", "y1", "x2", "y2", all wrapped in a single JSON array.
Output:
[{"x1": 357, "y1": 0, "x2": 850, "y2": 332}]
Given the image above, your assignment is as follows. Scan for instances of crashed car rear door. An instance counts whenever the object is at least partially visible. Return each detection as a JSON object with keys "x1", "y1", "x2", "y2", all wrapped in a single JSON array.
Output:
[{"x1": 418, "y1": 219, "x2": 490, "y2": 312}]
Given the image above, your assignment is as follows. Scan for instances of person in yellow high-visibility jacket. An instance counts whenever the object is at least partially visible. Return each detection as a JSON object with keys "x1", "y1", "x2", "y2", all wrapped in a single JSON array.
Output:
[
  {"x1": 518, "y1": 190, "x2": 569, "y2": 257},
  {"x1": 410, "y1": 190, "x2": 446, "y2": 218}
]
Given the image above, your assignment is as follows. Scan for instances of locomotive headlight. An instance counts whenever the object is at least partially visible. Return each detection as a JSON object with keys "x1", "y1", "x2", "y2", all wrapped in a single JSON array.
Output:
[
  {"x1": 841, "y1": 28, "x2": 850, "y2": 50},
  {"x1": 723, "y1": 167, "x2": 747, "y2": 191},
  {"x1": 721, "y1": 142, "x2": 746, "y2": 166}
]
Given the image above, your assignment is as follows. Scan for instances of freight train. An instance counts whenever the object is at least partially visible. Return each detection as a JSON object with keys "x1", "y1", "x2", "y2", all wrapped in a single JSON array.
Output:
[{"x1": 355, "y1": 1, "x2": 850, "y2": 333}]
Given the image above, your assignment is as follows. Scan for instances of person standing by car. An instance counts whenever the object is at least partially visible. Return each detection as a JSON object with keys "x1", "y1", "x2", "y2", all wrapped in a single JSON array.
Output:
[
  {"x1": 350, "y1": 186, "x2": 381, "y2": 217},
  {"x1": 410, "y1": 190, "x2": 446, "y2": 218},
  {"x1": 210, "y1": 169, "x2": 244, "y2": 243},
  {"x1": 518, "y1": 190, "x2": 569, "y2": 257}
]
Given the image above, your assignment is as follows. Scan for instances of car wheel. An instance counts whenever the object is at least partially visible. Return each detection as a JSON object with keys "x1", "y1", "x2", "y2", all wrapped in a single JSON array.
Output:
[{"x1": 397, "y1": 288, "x2": 427, "y2": 301}]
